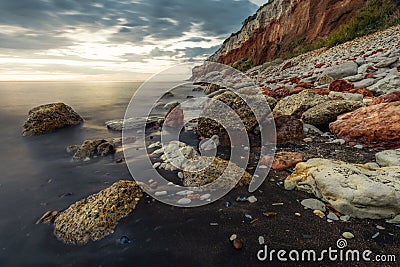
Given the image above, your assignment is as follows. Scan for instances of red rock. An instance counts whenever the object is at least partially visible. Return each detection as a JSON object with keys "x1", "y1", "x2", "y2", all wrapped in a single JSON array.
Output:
[
  {"x1": 164, "y1": 106, "x2": 184, "y2": 128},
  {"x1": 289, "y1": 77, "x2": 300, "y2": 84},
  {"x1": 270, "y1": 151, "x2": 304, "y2": 171},
  {"x1": 261, "y1": 87, "x2": 278, "y2": 98},
  {"x1": 369, "y1": 91, "x2": 400, "y2": 105},
  {"x1": 329, "y1": 79, "x2": 354, "y2": 92},
  {"x1": 275, "y1": 87, "x2": 291, "y2": 99},
  {"x1": 315, "y1": 63, "x2": 325, "y2": 68},
  {"x1": 275, "y1": 115, "x2": 304, "y2": 144},
  {"x1": 348, "y1": 88, "x2": 374, "y2": 97},
  {"x1": 312, "y1": 88, "x2": 330, "y2": 96},
  {"x1": 329, "y1": 101, "x2": 400, "y2": 149},
  {"x1": 364, "y1": 73, "x2": 374, "y2": 79},
  {"x1": 296, "y1": 81, "x2": 314, "y2": 89},
  {"x1": 290, "y1": 87, "x2": 304, "y2": 95}
]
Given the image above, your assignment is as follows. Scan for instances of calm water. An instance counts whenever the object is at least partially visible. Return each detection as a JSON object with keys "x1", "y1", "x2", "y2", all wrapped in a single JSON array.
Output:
[{"x1": 0, "y1": 81, "x2": 140, "y2": 266}]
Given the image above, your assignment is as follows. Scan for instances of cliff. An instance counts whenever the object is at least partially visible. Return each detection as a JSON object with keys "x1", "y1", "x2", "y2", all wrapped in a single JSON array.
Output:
[{"x1": 209, "y1": 0, "x2": 400, "y2": 66}]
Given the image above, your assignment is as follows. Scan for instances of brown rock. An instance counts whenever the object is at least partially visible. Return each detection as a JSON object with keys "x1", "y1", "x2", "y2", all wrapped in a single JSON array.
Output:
[
  {"x1": 329, "y1": 79, "x2": 354, "y2": 92},
  {"x1": 348, "y1": 88, "x2": 374, "y2": 97},
  {"x1": 164, "y1": 106, "x2": 184, "y2": 128},
  {"x1": 275, "y1": 115, "x2": 304, "y2": 143},
  {"x1": 296, "y1": 81, "x2": 314, "y2": 89},
  {"x1": 271, "y1": 151, "x2": 304, "y2": 171},
  {"x1": 329, "y1": 101, "x2": 400, "y2": 148},
  {"x1": 369, "y1": 91, "x2": 400, "y2": 106},
  {"x1": 22, "y1": 103, "x2": 83, "y2": 136},
  {"x1": 54, "y1": 180, "x2": 143, "y2": 244}
]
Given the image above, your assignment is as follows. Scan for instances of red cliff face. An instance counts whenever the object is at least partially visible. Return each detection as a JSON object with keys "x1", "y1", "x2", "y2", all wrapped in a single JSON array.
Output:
[{"x1": 210, "y1": 0, "x2": 367, "y2": 66}]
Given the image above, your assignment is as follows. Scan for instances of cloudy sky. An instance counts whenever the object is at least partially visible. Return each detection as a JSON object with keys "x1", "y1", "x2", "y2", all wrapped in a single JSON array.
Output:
[{"x1": 0, "y1": 0, "x2": 265, "y2": 81}]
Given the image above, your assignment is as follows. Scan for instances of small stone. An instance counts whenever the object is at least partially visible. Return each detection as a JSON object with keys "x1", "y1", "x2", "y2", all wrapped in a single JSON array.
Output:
[
  {"x1": 313, "y1": 210, "x2": 325, "y2": 218},
  {"x1": 263, "y1": 212, "x2": 277, "y2": 217},
  {"x1": 354, "y1": 144, "x2": 364, "y2": 149},
  {"x1": 225, "y1": 201, "x2": 232, "y2": 207},
  {"x1": 272, "y1": 203, "x2": 284, "y2": 206},
  {"x1": 177, "y1": 198, "x2": 191, "y2": 205},
  {"x1": 230, "y1": 234, "x2": 237, "y2": 241},
  {"x1": 153, "y1": 162, "x2": 161, "y2": 169},
  {"x1": 233, "y1": 239, "x2": 243, "y2": 250},
  {"x1": 200, "y1": 194, "x2": 211, "y2": 200},
  {"x1": 149, "y1": 182, "x2": 158, "y2": 189},
  {"x1": 177, "y1": 172, "x2": 184, "y2": 179},
  {"x1": 303, "y1": 137, "x2": 313, "y2": 143},
  {"x1": 209, "y1": 223, "x2": 219, "y2": 226},
  {"x1": 236, "y1": 196, "x2": 248, "y2": 202},
  {"x1": 295, "y1": 212, "x2": 301, "y2": 217},
  {"x1": 327, "y1": 219, "x2": 333, "y2": 223},
  {"x1": 342, "y1": 232, "x2": 354, "y2": 239},
  {"x1": 119, "y1": 236, "x2": 131, "y2": 244},
  {"x1": 301, "y1": 199, "x2": 326, "y2": 212},
  {"x1": 176, "y1": 190, "x2": 194, "y2": 196},
  {"x1": 243, "y1": 146, "x2": 249, "y2": 151},
  {"x1": 327, "y1": 212, "x2": 339, "y2": 221},
  {"x1": 247, "y1": 196, "x2": 258, "y2": 203},
  {"x1": 154, "y1": 191, "x2": 167, "y2": 197},
  {"x1": 258, "y1": 236, "x2": 265, "y2": 245},
  {"x1": 376, "y1": 225, "x2": 385, "y2": 230},
  {"x1": 245, "y1": 213, "x2": 253, "y2": 220},
  {"x1": 340, "y1": 215, "x2": 351, "y2": 222},
  {"x1": 331, "y1": 139, "x2": 346, "y2": 145},
  {"x1": 302, "y1": 234, "x2": 312, "y2": 239},
  {"x1": 372, "y1": 232, "x2": 380, "y2": 239}
]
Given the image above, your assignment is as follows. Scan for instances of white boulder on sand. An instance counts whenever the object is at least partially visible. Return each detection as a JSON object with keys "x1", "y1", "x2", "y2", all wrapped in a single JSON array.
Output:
[{"x1": 284, "y1": 158, "x2": 400, "y2": 219}]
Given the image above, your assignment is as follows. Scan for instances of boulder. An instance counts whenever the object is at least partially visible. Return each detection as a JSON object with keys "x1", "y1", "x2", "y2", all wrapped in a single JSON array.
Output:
[
  {"x1": 273, "y1": 89, "x2": 327, "y2": 118},
  {"x1": 375, "y1": 149, "x2": 400, "y2": 167},
  {"x1": 275, "y1": 115, "x2": 304, "y2": 143},
  {"x1": 270, "y1": 151, "x2": 304, "y2": 171},
  {"x1": 72, "y1": 139, "x2": 115, "y2": 161},
  {"x1": 197, "y1": 91, "x2": 275, "y2": 138},
  {"x1": 328, "y1": 91, "x2": 363, "y2": 101},
  {"x1": 316, "y1": 74, "x2": 334, "y2": 86},
  {"x1": 329, "y1": 79, "x2": 354, "y2": 92},
  {"x1": 182, "y1": 156, "x2": 252, "y2": 189},
  {"x1": 329, "y1": 101, "x2": 400, "y2": 148},
  {"x1": 54, "y1": 180, "x2": 143, "y2": 244},
  {"x1": 369, "y1": 91, "x2": 400, "y2": 105},
  {"x1": 322, "y1": 61, "x2": 358, "y2": 79},
  {"x1": 301, "y1": 100, "x2": 363, "y2": 126},
  {"x1": 284, "y1": 158, "x2": 400, "y2": 219},
  {"x1": 22, "y1": 103, "x2": 83, "y2": 136}
]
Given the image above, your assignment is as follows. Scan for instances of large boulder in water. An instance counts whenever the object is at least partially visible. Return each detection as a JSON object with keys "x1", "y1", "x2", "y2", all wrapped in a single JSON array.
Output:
[
  {"x1": 54, "y1": 180, "x2": 143, "y2": 244},
  {"x1": 22, "y1": 103, "x2": 83, "y2": 136}
]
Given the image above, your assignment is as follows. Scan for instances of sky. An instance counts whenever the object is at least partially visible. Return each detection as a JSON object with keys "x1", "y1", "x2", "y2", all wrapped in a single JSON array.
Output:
[{"x1": 0, "y1": 0, "x2": 265, "y2": 81}]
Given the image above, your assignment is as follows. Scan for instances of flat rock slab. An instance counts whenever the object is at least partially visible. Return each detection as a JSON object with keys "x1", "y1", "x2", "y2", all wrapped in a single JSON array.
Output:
[
  {"x1": 54, "y1": 180, "x2": 143, "y2": 245},
  {"x1": 22, "y1": 103, "x2": 83, "y2": 136},
  {"x1": 285, "y1": 158, "x2": 400, "y2": 219},
  {"x1": 376, "y1": 149, "x2": 400, "y2": 167}
]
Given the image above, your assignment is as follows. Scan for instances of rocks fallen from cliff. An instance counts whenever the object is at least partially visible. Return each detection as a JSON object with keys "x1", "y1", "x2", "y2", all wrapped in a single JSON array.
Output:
[
  {"x1": 284, "y1": 158, "x2": 400, "y2": 219},
  {"x1": 54, "y1": 180, "x2": 143, "y2": 245},
  {"x1": 22, "y1": 103, "x2": 83, "y2": 136},
  {"x1": 301, "y1": 100, "x2": 364, "y2": 126},
  {"x1": 329, "y1": 101, "x2": 400, "y2": 148},
  {"x1": 182, "y1": 156, "x2": 252, "y2": 189}
]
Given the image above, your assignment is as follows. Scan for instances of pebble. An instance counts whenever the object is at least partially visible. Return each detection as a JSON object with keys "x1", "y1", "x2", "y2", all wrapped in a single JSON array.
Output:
[
  {"x1": 272, "y1": 203, "x2": 284, "y2": 206},
  {"x1": 243, "y1": 146, "x2": 249, "y2": 151},
  {"x1": 340, "y1": 215, "x2": 351, "y2": 222},
  {"x1": 371, "y1": 232, "x2": 380, "y2": 239},
  {"x1": 177, "y1": 172, "x2": 184, "y2": 179},
  {"x1": 225, "y1": 201, "x2": 232, "y2": 207},
  {"x1": 342, "y1": 232, "x2": 355, "y2": 239},
  {"x1": 200, "y1": 194, "x2": 211, "y2": 200},
  {"x1": 263, "y1": 212, "x2": 277, "y2": 217},
  {"x1": 295, "y1": 212, "x2": 301, "y2": 217},
  {"x1": 247, "y1": 196, "x2": 258, "y2": 203},
  {"x1": 167, "y1": 182, "x2": 174, "y2": 186},
  {"x1": 258, "y1": 236, "x2": 265, "y2": 245},
  {"x1": 153, "y1": 162, "x2": 161, "y2": 169},
  {"x1": 354, "y1": 144, "x2": 364, "y2": 149},
  {"x1": 209, "y1": 223, "x2": 219, "y2": 226},
  {"x1": 331, "y1": 139, "x2": 346, "y2": 145},
  {"x1": 176, "y1": 190, "x2": 194, "y2": 196},
  {"x1": 327, "y1": 212, "x2": 339, "y2": 221},
  {"x1": 177, "y1": 198, "x2": 191, "y2": 205},
  {"x1": 233, "y1": 239, "x2": 243, "y2": 250},
  {"x1": 301, "y1": 198, "x2": 326, "y2": 212},
  {"x1": 149, "y1": 182, "x2": 158, "y2": 189},
  {"x1": 313, "y1": 210, "x2": 325, "y2": 218},
  {"x1": 245, "y1": 213, "x2": 253, "y2": 220},
  {"x1": 376, "y1": 225, "x2": 385, "y2": 230},
  {"x1": 303, "y1": 137, "x2": 313, "y2": 143},
  {"x1": 154, "y1": 191, "x2": 167, "y2": 196},
  {"x1": 302, "y1": 234, "x2": 312, "y2": 239},
  {"x1": 230, "y1": 234, "x2": 237, "y2": 241},
  {"x1": 119, "y1": 236, "x2": 131, "y2": 244},
  {"x1": 236, "y1": 196, "x2": 248, "y2": 202}
]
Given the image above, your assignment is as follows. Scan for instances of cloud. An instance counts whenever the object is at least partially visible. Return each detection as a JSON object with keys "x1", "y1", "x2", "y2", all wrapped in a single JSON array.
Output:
[{"x1": 0, "y1": 0, "x2": 258, "y2": 80}]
